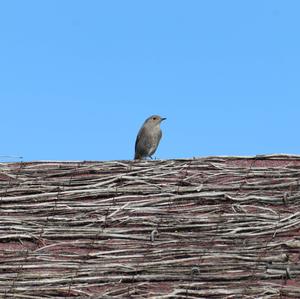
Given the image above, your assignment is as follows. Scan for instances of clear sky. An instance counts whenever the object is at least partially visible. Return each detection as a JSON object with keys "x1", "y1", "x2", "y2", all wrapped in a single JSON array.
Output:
[{"x1": 1, "y1": 1, "x2": 299, "y2": 161}]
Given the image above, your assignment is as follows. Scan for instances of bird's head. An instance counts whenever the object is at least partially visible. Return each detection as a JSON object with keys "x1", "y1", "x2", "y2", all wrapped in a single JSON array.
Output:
[{"x1": 145, "y1": 115, "x2": 166, "y2": 127}]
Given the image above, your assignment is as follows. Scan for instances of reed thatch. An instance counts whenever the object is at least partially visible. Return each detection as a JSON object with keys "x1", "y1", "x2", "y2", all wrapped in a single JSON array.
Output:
[{"x1": 0, "y1": 155, "x2": 300, "y2": 298}]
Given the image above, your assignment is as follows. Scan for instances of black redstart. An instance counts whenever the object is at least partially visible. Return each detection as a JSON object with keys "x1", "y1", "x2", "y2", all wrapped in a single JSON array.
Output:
[{"x1": 134, "y1": 115, "x2": 166, "y2": 160}]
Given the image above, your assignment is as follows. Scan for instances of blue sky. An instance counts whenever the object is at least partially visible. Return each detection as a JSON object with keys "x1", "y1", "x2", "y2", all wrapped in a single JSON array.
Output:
[{"x1": 1, "y1": 1, "x2": 299, "y2": 161}]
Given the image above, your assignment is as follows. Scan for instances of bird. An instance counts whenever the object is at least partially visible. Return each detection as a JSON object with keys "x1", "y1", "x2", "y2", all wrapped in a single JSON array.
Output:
[{"x1": 134, "y1": 115, "x2": 166, "y2": 160}]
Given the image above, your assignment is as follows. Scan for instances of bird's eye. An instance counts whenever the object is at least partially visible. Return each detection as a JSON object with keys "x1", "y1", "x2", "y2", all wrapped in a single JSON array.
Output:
[{"x1": 153, "y1": 117, "x2": 157, "y2": 120}]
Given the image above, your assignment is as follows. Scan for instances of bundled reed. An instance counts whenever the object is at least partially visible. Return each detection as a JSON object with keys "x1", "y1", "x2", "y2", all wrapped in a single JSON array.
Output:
[{"x1": 0, "y1": 155, "x2": 300, "y2": 298}]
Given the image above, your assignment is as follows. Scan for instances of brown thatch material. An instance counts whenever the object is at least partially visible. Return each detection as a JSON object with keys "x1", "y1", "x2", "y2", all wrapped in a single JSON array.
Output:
[{"x1": 0, "y1": 155, "x2": 300, "y2": 298}]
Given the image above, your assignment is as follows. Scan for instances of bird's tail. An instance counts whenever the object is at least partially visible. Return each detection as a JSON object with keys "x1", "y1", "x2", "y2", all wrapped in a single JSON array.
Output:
[{"x1": 134, "y1": 153, "x2": 141, "y2": 160}]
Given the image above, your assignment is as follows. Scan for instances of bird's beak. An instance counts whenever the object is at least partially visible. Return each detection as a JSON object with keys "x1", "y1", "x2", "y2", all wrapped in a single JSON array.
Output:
[{"x1": 161, "y1": 117, "x2": 166, "y2": 121}]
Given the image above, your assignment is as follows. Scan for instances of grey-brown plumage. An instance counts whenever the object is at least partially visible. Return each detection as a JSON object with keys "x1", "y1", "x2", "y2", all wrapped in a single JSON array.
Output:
[{"x1": 134, "y1": 115, "x2": 166, "y2": 160}]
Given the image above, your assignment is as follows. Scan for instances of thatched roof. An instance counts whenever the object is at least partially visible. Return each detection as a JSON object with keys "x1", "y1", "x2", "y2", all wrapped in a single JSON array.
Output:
[{"x1": 1, "y1": 155, "x2": 300, "y2": 298}]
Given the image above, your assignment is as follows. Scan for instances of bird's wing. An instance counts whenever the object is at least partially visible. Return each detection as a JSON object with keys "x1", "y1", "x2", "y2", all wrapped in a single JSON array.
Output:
[
  {"x1": 135, "y1": 127, "x2": 143, "y2": 151},
  {"x1": 134, "y1": 126, "x2": 147, "y2": 158}
]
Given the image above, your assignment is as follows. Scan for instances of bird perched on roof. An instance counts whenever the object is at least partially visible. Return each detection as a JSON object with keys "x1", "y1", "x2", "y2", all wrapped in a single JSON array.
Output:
[{"x1": 134, "y1": 115, "x2": 166, "y2": 160}]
